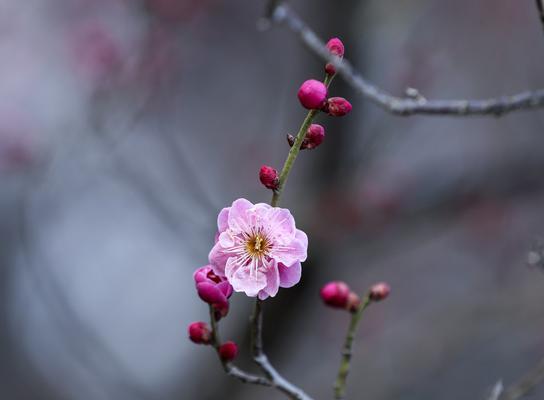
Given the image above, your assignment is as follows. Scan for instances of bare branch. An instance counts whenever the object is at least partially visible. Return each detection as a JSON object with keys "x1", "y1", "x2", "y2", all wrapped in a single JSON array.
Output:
[
  {"x1": 250, "y1": 300, "x2": 313, "y2": 400},
  {"x1": 265, "y1": 3, "x2": 544, "y2": 117}
]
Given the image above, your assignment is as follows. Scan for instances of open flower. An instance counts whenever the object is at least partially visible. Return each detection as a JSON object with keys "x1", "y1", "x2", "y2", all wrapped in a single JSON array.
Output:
[{"x1": 208, "y1": 198, "x2": 308, "y2": 299}]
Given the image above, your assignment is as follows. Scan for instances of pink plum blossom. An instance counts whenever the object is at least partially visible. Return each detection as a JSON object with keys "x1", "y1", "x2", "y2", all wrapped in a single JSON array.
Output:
[{"x1": 208, "y1": 198, "x2": 308, "y2": 300}]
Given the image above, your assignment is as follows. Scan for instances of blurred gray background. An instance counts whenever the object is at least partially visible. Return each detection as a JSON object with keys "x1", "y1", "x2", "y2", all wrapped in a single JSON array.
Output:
[{"x1": 1, "y1": 0, "x2": 544, "y2": 399}]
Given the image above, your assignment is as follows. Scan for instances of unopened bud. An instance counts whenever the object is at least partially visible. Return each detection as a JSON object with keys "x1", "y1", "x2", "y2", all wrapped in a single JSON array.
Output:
[
  {"x1": 259, "y1": 165, "x2": 279, "y2": 190},
  {"x1": 369, "y1": 282, "x2": 390, "y2": 302},
  {"x1": 324, "y1": 37, "x2": 345, "y2": 76},
  {"x1": 346, "y1": 291, "x2": 361, "y2": 312},
  {"x1": 325, "y1": 97, "x2": 352, "y2": 117},
  {"x1": 219, "y1": 341, "x2": 238, "y2": 361},
  {"x1": 326, "y1": 37, "x2": 345, "y2": 58},
  {"x1": 320, "y1": 281, "x2": 350, "y2": 308},
  {"x1": 298, "y1": 79, "x2": 328, "y2": 110},
  {"x1": 286, "y1": 124, "x2": 325, "y2": 150},
  {"x1": 188, "y1": 321, "x2": 211, "y2": 345}
]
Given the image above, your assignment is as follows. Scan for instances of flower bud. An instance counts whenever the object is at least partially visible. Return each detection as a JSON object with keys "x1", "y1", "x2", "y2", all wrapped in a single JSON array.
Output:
[
  {"x1": 188, "y1": 321, "x2": 211, "y2": 344},
  {"x1": 346, "y1": 291, "x2": 361, "y2": 312},
  {"x1": 259, "y1": 165, "x2": 279, "y2": 190},
  {"x1": 219, "y1": 341, "x2": 238, "y2": 361},
  {"x1": 304, "y1": 124, "x2": 325, "y2": 149},
  {"x1": 324, "y1": 37, "x2": 345, "y2": 76},
  {"x1": 298, "y1": 79, "x2": 327, "y2": 110},
  {"x1": 286, "y1": 124, "x2": 325, "y2": 150},
  {"x1": 369, "y1": 282, "x2": 391, "y2": 302},
  {"x1": 320, "y1": 281, "x2": 350, "y2": 308},
  {"x1": 326, "y1": 37, "x2": 345, "y2": 58},
  {"x1": 325, "y1": 97, "x2": 352, "y2": 117}
]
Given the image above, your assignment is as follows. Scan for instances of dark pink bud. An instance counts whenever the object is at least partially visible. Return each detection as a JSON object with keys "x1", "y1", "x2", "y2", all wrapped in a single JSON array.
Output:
[
  {"x1": 325, "y1": 97, "x2": 352, "y2": 117},
  {"x1": 194, "y1": 266, "x2": 221, "y2": 284},
  {"x1": 219, "y1": 341, "x2": 238, "y2": 361},
  {"x1": 259, "y1": 165, "x2": 279, "y2": 190},
  {"x1": 320, "y1": 281, "x2": 350, "y2": 308},
  {"x1": 325, "y1": 63, "x2": 336, "y2": 76},
  {"x1": 298, "y1": 79, "x2": 328, "y2": 110},
  {"x1": 188, "y1": 321, "x2": 211, "y2": 344},
  {"x1": 304, "y1": 124, "x2": 325, "y2": 150},
  {"x1": 369, "y1": 282, "x2": 391, "y2": 302},
  {"x1": 196, "y1": 282, "x2": 228, "y2": 307},
  {"x1": 346, "y1": 292, "x2": 361, "y2": 312},
  {"x1": 326, "y1": 37, "x2": 345, "y2": 58}
]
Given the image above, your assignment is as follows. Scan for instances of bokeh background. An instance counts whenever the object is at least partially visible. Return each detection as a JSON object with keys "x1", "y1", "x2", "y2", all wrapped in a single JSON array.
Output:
[{"x1": 1, "y1": 0, "x2": 544, "y2": 399}]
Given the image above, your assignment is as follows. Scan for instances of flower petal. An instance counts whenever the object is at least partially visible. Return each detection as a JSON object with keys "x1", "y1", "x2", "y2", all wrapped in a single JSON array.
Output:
[
  {"x1": 217, "y1": 207, "x2": 229, "y2": 233},
  {"x1": 264, "y1": 207, "x2": 296, "y2": 242},
  {"x1": 208, "y1": 242, "x2": 231, "y2": 276},
  {"x1": 196, "y1": 282, "x2": 227, "y2": 306},
  {"x1": 279, "y1": 262, "x2": 302, "y2": 288},
  {"x1": 227, "y1": 198, "x2": 254, "y2": 233},
  {"x1": 271, "y1": 236, "x2": 307, "y2": 266},
  {"x1": 225, "y1": 256, "x2": 267, "y2": 297},
  {"x1": 259, "y1": 259, "x2": 280, "y2": 299}
]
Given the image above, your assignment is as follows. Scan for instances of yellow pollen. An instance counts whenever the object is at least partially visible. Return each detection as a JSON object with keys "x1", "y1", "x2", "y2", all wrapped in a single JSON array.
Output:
[{"x1": 246, "y1": 233, "x2": 269, "y2": 258}]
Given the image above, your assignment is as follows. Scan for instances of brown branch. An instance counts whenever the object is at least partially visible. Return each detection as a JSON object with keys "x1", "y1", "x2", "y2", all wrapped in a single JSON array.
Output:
[{"x1": 264, "y1": 3, "x2": 544, "y2": 117}]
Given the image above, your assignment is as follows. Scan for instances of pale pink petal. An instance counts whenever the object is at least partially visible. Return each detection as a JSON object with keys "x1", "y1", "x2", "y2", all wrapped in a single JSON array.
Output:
[
  {"x1": 217, "y1": 207, "x2": 229, "y2": 233},
  {"x1": 264, "y1": 207, "x2": 296, "y2": 242},
  {"x1": 227, "y1": 198, "x2": 253, "y2": 233},
  {"x1": 218, "y1": 231, "x2": 235, "y2": 248},
  {"x1": 295, "y1": 229, "x2": 308, "y2": 249},
  {"x1": 279, "y1": 262, "x2": 302, "y2": 288},
  {"x1": 271, "y1": 237, "x2": 307, "y2": 266},
  {"x1": 208, "y1": 242, "x2": 231, "y2": 276},
  {"x1": 225, "y1": 257, "x2": 267, "y2": 297},
  {"x1": 258, "y1": 259, "x2": 280, "y2": 299}
]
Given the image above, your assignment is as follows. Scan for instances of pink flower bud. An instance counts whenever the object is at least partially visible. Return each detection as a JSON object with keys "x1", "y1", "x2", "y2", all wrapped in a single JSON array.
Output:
[
  {"x1": 188, "y1": 321, "x2": 211, "y2": 344},
  {"x1": 324, "y1": 38, "x2": 345, "y2": 76},
  {"x1": 286, "y1": 124, "x2": 325, "y2": 150},
  {"x1": 304, "y1": 124, "x2": 325, "y2": 149},
  {"x1": 194, "y1": 265, "x2": 233, "y2": 319},
  {"x1": 369, "y1": 282, "x2": 391, "y2": 302},
  {"x1": 259, "y1": 165, "x2": 279, "y2": 190},
  {"x1": 325, "y1": 97, "x2": 352, "y2": 117},
  {"x1": 219, "y1": 341, "x2": 238, "y2": 361},
  {"x1": 298, "y1": 79, "x2": 328, "y2": 110},
  {"x1": 326, "y1": 37, "x2": 345, "y2": 58},
  {"x1": 320, "y1": 281, "x2": 350, "y2": 308},
  {"x1": 346, "y1": 291, "x2": 361, "y2": 312},
  {"x1": 325, "y1": 63, "x2": 337, "y2": 76}
]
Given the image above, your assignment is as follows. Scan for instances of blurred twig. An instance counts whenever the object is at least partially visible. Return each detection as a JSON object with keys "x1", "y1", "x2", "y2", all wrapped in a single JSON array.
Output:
[
  {"x1": 536, "y1": 0, "x2": 544, "y2": 33},
  {"x1": 498, "y1": 357, "x2": 544, "y2": 400},
  {"x1": 262, "y1": 2, "x2": 544, "y2": 117}
]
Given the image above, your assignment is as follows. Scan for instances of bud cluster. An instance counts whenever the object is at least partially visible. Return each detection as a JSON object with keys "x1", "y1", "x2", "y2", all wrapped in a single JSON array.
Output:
[
  {"x1": 259, "y1": 37, "x2": 353, "y2": 191},
  {"x1": 320, "y1": 280, "x2": 390, "y2": 312},
  {"x1": 187, "y1": 265, "x2": 239, "y2": 361}
]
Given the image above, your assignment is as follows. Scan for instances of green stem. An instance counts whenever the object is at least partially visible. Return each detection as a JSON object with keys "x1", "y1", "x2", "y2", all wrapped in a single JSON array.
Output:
[
  {"x1": 270, "y1": 73, "x2": 335, "y2": 208},
  {"x1": 333, "y1": 296, "x2": 372, "y2": 399}
]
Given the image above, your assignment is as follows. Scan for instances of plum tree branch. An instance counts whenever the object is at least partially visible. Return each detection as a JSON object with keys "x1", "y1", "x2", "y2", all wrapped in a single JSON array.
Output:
[{"x1": 263, "y1": 2, "x2": 544, "y2": 117}]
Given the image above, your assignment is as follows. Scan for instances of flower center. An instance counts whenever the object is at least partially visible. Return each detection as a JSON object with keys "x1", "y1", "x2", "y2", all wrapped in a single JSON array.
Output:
[{"x1": 245, "y1": 233, "x2": 270, "y2": 259}]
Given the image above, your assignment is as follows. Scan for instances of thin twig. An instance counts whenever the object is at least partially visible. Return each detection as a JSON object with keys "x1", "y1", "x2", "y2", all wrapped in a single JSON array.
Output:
[
  {"x1": 333, "y1": 296, "x2": 372, "y2": 399},
  {"x1": 208, "y1": 306, "x2": 271, "y2": 387},
  {"x1": 250, "y1": 300, "x2": 313, "y2": 400},
  {"x1": 265, "y1": 3, "x2": 544, "y2": 117},
  {"x1": 499, "y1": 357, "x2": 544, "y2": 400}
]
